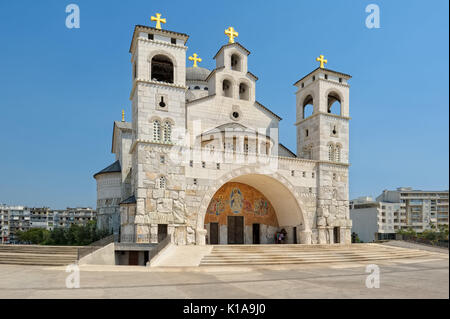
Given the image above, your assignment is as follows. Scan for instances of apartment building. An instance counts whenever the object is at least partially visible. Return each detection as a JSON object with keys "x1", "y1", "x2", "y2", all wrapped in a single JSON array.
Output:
[
  {"x1": 0, "y1": 205, "x2": 31, "y2": 244},
  {"x1": 350, "y1": 188, "x2": 449, "y2": 242},
  {"x1": 53, "y1": 207, "x2": 96, "y2": 229},
  {"x1": 0, "y1": 205, "x2": 96, "y2": 244},
  {"x1": 376, "y1": 187, "x2": 449, "y2": 231}
]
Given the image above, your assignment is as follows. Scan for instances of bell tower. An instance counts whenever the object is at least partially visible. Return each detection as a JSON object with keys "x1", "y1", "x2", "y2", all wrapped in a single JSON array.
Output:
[
  {"x1": 294, "y1": 58, "x2": 351, "y2": 164},
  {"x1": 129, "y1": 16, "x2": 189, "y2": 144},
  {"x1": 125, "y1": 15, "x2": 190, "y2": 244}
]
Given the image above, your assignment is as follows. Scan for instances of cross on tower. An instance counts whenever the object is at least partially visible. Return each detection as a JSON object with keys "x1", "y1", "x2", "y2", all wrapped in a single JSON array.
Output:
[
  {"x1": 225, "y1": 27, "x2": 239, "y2": 43},
  {"x1": 316, "y1": 55, "x2": 328, "y2": 69},
  {"x1": 188, "y1": 53, "x2": 202, "y2": 68},
  {"x1": 151, "y1": 13, "x2": 166, "y2": 30}
]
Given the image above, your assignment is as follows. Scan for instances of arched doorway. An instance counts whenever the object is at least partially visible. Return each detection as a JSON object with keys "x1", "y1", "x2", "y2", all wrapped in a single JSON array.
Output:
[
  {"x1": 200, "y1": 172, "x2": 308, "y2": 245},
  {"x1": 205, "y1": 182, "x2": 279, "y2": 244}
]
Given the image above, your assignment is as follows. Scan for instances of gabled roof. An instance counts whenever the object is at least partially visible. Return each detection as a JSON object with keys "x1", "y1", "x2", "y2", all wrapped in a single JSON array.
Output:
[
  {"x1": 255, "y1": 101, "x2": 282, "y2": 121},
  {"x1": 198, "y1": 122, "x2": 276, "y2": 143},
  {"x1": 279, "y1": 143, "x2": 297, "y2": 158},
  {"x1": 93, "y1": 160, "x2": 121, "y2": 179},
  {"x1": 205, "y1": 66, "x2": 225, "y2": 82},
  {"x1": 112, "y1": 121, "x2": 132, "y2": 154},
  {"x1": 200, "y1": 122, "x2": 257, "y2": 136},
  {"x1": 213, "y1": 42, "x2": 251, "y2": 60}
]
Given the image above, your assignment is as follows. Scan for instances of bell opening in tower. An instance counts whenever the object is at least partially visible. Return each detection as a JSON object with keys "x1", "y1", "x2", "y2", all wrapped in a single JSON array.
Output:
[{"x1": 151, "y1": 55, "x2": 174, "y2": 83}]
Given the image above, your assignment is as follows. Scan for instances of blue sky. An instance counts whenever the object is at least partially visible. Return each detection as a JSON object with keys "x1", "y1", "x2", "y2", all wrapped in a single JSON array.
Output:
[{"x1": 0, "y1": 0, "x2": 448, "y2": 209}]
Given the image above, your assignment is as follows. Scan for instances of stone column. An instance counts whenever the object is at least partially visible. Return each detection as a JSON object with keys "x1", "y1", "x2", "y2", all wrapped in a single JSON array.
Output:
[
  {"x1": 299, "y1": 230, "x2": 312, "y2": 245},
  {"x1": 318, "y1": 227, "x2": 328, "y2": 244},
  {"x1": 341, "y1": 226, "x2": 352, "y2": 244},
  {"x1": 196, "y1": 228, "x2": 207, "y2": 245},
  {"x1": 327, "y1": 227, "x2": 334, "y2": 244},
  {"x1": 168, "y1": 225, "x2": 175, "y2": 244},
  {"x1": 150, "y1": 224, "x2": 158, "y2": 244}
]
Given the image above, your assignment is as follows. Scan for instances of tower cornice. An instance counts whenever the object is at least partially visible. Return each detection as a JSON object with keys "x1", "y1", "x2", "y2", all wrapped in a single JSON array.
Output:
[
  {"x1": 129, "y1": 79, "x2": 187, "y2": 100},
  {"x1": 294, "y1": 112, "x2": 351, "y2": 126}
]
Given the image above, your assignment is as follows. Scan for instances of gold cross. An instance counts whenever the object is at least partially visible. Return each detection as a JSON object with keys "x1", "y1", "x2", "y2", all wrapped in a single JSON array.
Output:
[
  {"x1": 225, "y1": 26, "x2": 239, "y2": 43},
  {"x1": 188, "y1": 53, "x2": 202, "y2": 67},
  {"x1": 122, "y1": 109, "x2": 125, "y2": 122},
  {"x1": 151, "y1": 13, "x2": 166, "y2": 30},
  {"x1": 316, "y1": 55, "x2": 328, "y2": 69}
]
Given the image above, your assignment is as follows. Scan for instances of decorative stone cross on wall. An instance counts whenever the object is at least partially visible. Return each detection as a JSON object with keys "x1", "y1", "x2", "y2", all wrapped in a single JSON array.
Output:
[
  {"x1": 151, "y1": 13, "x2": 166, "y2": 30},
  {"x1": 188, "y1": 53, "x2": 202, "y2": 67},
  {"x1": 225, "y1": 26, "x2": 239, "y2": 43}
]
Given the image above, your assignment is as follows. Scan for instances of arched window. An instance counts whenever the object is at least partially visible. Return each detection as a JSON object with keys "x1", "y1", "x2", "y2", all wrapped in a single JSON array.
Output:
[
  {"x1": 335, "y1": 144, "x2": 341, "y2": 162},
  {"x1": 231, "y1": 54, "x2": 241, "y2": 71},
  {"x1": 239, "y1": 83, "x2": 249, "y2": 100},
  {"x1": 194, "y1": 86, "x2": 200, "y2": 90},
  {"x1": 151, "y1": 55, "x2": 174, "y2": 83},
  {"x1": 152, "y1": 120, "x2": 161, "y2": 142},
  {"x1": 243, "y1": 137, "x2": 249, "y2": 155},
  {"x1": 303, "y1": 95, "x2": 314, "y2": 119},
  {"x1": 163, "y1": 121, "x2": 172, "y2": 143},
  {"x1": 327, "y1": 92, "x2": 341, "y2": 115},
  {"x1": 222, "y1": 79, "x2": 232, "y2": 97},
  {"x1": 157, "y1": 176, "x2": 166, "y2": 189},
  {"x1": 328, "y1": 144, "x2": 335, "y2": 161}
]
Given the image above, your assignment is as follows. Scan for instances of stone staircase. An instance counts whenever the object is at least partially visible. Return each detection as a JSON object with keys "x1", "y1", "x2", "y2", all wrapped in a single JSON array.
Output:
[
  {"x1": 0, "y1": 244, "x2": 80, "y2": 266},
  {"x1": 199, "y1": 243, "x2": 432, "y2": 266}
]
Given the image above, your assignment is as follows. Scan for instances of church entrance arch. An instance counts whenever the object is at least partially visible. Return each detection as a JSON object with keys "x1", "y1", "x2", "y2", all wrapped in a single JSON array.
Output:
[{"x1": 200, "y1": 171, "x2": 309, "y2": 245}]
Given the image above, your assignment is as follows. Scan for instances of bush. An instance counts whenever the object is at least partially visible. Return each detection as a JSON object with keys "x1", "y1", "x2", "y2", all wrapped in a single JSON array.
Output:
[{"x1": 15, "y1": 221, "x2": 111, "y2": 246}]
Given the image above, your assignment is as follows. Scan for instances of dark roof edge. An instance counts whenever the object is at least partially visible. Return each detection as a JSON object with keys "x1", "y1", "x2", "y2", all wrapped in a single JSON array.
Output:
[
  {"x1": 213, "y1": 42, "x2": 251, "y2": 60},
  {"x1": 293, "y1": 67, "x2": 352, "y2": 86},
  {"x1": 255, "y1": 101, "x2": 282, "y2": 121},
  {"x1": 93, "y1": 160, "x2": 121, "y2": 179},
  {"x1": 279, "y1": 143, "x2": 297, "y2": 157},
  {"x1": 129, "y1": 25, "x2": 190, "y2": 53},
  {"x1": 120, "y1": 195, "x2": 136, "y2": 205},
  {"x1": 186, "y1": 94, "x2": 216, "y2": 105}
]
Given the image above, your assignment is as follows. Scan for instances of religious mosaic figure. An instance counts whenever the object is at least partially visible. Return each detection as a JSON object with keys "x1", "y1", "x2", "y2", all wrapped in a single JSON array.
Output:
[
  {"x1": 207, "y1": 195, "x2": 225, "y2": 216},
  {"x1": 254, "y1": 199, "x2": 269, "y2": 216},
  {"x1": 230, "y1": 188, "x2": 243, "y2": 214},
  {"x1": 243, "y1": 199, "x2": 253, "y2": 214}
]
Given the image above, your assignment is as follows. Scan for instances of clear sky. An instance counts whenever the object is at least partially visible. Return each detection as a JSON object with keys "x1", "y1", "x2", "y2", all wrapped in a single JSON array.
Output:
[{"x1": 0, "y1": 0, "x2": 448, "y2": 209}]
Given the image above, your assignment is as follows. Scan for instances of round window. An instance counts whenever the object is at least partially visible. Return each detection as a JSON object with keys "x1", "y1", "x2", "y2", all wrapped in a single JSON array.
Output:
[{"x1": 232, "y1": 112, "x2": 240, "y2": 119}]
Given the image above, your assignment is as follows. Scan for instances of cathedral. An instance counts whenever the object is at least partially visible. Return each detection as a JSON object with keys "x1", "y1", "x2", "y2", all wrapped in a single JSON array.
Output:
[{"x1": 93, "y1": 14, "x2": 352, "y2": 247}]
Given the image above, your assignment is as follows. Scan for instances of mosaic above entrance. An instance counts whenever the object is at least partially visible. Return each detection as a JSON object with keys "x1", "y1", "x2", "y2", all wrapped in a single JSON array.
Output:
[{"x1": 205, "y1": 182, "x2": 278, "y2": 227}]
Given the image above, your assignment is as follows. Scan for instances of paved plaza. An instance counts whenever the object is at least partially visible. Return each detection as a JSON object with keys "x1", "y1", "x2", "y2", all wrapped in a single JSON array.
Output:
[{"x1": 0, "y1": 253, "x2": 447, "y2": 299}]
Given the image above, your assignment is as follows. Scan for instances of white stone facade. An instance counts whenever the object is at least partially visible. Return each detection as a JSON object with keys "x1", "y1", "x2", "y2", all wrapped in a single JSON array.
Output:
[{"x1": 94, "y1": 24, "x2": 353, "y2": 246}]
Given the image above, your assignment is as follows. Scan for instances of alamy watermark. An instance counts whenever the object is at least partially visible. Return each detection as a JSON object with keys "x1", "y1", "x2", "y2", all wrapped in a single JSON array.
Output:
[
  {"x1": 365, "y1": 4, "x2": 380, "y2": 29},
  {"x1": 365, "y1": 264, "x2": 380, "y2": 288},
  {"x1": 65, "y1": 263, "x2": 80, "y2": 288},
  {"x1": 65, "y1": 4, "x2": 80, "y2": 29}
]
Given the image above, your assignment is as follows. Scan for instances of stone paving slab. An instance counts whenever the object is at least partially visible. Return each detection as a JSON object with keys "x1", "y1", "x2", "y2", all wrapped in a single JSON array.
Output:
[{"x1": 0, "y1": 255, "x2": 447, "y2": 299}]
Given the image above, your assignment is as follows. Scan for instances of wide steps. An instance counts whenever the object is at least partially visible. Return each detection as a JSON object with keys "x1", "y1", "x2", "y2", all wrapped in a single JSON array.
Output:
[
  {"x1": 0, "y1": 244, "x2": 80, "y2": 266},
  {"x1": 199, "y1": 244, "x2": 431, "y2": 266}
]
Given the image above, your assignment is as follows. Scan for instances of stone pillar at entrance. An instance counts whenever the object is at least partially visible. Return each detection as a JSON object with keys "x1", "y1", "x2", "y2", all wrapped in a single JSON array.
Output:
[
  {"x1": 196, "y1": 228, "x2": 207, "y2": 245},
  {"x1": 341, "y1": 226, "x2": 352, "y2": 244},
  {"x1": 299, "y1": 230, "x2": 312, "y2": 244},
  {"x1": 150, "y1": 224, "x2": 158, "y2": 244},
  {"x1": 327, "y1": 227, "x2": 334, "y2": 244},
  {"x1": 318, "y1": 227, "x2": 328, "y2": 244}
]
